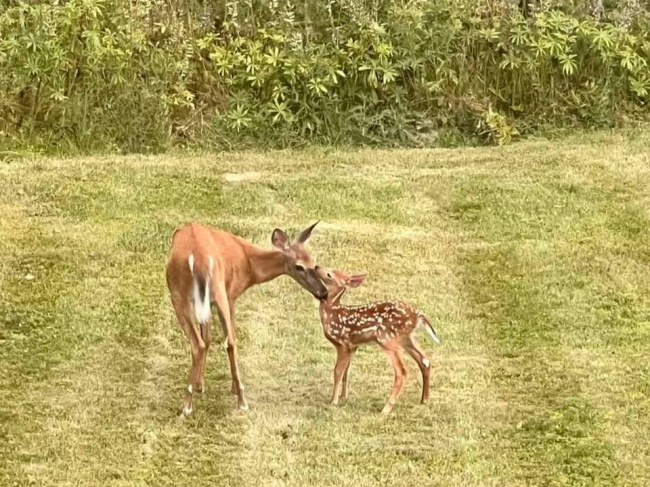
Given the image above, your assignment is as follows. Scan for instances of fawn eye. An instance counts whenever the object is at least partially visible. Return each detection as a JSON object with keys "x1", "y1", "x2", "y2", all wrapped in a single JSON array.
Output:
[{"x1": 326, "y1": 272, "x2": 333, "y2": 279}]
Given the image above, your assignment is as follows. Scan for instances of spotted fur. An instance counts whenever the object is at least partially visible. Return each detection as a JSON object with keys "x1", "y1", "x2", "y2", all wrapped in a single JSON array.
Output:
[
  {"x1": 319, "y1": 300, "x2": 427, "y2": 346},
  {"x1": 315, "y1": 266, "x2": 442, "y2": 414}
]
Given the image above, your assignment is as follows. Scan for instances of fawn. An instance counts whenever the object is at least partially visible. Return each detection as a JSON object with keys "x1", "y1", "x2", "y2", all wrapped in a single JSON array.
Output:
[{"x1": 315, "y1": 266, "x2": 440, "y2": 414}]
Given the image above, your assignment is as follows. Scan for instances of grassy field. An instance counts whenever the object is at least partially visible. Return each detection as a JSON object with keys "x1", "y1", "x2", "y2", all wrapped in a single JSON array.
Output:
[{"x1": 1, "y1": 131, "x2": 650, "y2": 486}]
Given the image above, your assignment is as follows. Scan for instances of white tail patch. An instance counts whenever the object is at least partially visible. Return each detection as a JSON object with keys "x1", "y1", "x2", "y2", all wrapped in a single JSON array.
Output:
[
  {"x1": 425, "y1": 325, "x2": 440, "y2": 344},
  {"x1": 189, "y1": 253, "x2": 212, "y2": 325},
  {"x1": 418, "y1": 315, "x2": 441, "y2": 344}
]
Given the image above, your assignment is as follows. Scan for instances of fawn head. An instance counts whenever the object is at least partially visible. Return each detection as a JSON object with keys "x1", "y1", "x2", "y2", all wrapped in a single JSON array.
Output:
[
  {"x1": 315, "y1": 266, "x2": 366, "y2": 304},
  {"x1": 272, "y1": 222, "x2": 328, "y2": 300}
]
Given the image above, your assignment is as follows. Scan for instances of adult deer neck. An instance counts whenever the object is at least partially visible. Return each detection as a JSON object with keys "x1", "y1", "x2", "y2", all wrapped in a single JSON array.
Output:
[{"x1": 246, "y1": 245, "x2": 286, "y2": 285}]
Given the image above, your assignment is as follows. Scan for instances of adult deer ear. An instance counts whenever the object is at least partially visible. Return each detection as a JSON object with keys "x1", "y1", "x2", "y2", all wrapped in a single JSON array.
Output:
[
  {"x1": 272, "y1": 229, "x2": 290, "y2": 250},
  {"x1": 347, "y1": 274, "x2": 366, "y2": 288},
  {"x1": 297, "y1": 221, "x2": 320, "y2": 244}
]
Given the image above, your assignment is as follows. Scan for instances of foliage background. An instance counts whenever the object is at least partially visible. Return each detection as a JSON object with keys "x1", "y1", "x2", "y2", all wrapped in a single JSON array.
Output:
[{"x1": 0, "y1": 0, "x2": 649, "y2": 153}]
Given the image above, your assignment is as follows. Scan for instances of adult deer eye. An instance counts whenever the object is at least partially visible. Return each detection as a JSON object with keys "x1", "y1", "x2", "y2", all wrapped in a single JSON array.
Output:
[
  {"x1": 295, "y1": 264, "x2": 305, "y2": 272},
  {"x1": 326, "y1": 272, "x2": 333, "y2": 279}
]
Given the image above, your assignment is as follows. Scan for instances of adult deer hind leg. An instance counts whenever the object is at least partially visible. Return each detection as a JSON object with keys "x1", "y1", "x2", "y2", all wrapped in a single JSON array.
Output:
[
  {"x1": 214, "y1": 285, "x2": 249, "y2": 411},
  {"x1": 403, "y1": 336, "x2": 431, "y2": 404},
  {"x1": 381, "y1": 345, "x2": 408, "y2": 415},
  {"x1": 171, "y1": 294, "x2": 206, "y2": 416},
  {"x1": 196, "y1": 317, "x2": 212, "y2": 394}
]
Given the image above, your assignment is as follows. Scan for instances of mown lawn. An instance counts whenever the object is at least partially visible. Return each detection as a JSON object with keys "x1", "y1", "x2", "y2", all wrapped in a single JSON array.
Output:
[{"x1": 1, "y1": 131, "x2": 650, "y2": 486}]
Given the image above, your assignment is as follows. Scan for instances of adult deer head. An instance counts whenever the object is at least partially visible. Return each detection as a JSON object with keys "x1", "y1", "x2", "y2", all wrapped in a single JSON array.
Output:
[{"x1": 272, "y1": 221, "x2": 328, "y2": 300}]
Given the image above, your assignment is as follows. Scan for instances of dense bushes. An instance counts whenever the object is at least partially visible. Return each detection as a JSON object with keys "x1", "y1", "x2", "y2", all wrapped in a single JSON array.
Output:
[{"x1": 0, "y1": 0, "x2": 648, "y2": 152}]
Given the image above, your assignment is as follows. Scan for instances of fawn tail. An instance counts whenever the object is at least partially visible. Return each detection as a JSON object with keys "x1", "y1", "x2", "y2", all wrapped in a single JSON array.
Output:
[{"x1": 417, "y1": 313, "x2": 441, "y2": 344}]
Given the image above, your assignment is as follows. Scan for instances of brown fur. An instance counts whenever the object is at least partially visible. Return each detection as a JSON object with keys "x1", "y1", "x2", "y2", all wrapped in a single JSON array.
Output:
[
  {"x1": 316, "y1": 267, "x2": 438, "y2": 414},
  {"x1": 166, "y1": 221, "x2": 327, "y2": 414}
]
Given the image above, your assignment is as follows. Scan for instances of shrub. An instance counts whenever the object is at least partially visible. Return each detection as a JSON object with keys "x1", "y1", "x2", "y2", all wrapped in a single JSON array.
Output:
[{"x1": 0, "y1": 0, "x2": 648, "y2": 152}]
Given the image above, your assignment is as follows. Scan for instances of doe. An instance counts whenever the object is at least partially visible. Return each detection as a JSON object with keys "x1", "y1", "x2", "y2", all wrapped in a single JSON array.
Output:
[
  {"x1": 166, "y1": 221, "x2": 327, "y2": 415},
  {"x1": 315, "y1": 267, "x2": 440, "y2": 414}
]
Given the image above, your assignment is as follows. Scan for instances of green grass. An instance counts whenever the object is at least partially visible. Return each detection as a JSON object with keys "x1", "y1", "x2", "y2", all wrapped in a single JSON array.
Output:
[{"x1": 2, "y1": 130, "x2": 650, "y2": 486}]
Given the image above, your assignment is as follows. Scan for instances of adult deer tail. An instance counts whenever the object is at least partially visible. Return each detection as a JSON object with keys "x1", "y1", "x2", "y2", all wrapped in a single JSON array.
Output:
[{"x1": 188, "y1": 253, "x2": 213, "y2": 325}]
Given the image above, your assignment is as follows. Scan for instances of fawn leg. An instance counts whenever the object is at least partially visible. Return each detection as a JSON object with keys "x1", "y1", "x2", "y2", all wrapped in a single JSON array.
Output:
[
  {"x1": 331, "y1": 347, "x2": 351, "y2": 406},
  {"x1": 381, "y1": 346, "x2": 407, "y2": 415},
  {"x1": 404, "y1": 336, "x2": 431, "y2": 404},
  {"x1": 340, "y1": 349, "x2": 355, "y2": 402}
]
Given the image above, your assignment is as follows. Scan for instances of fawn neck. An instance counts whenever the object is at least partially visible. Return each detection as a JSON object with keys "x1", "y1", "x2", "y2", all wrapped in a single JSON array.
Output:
[
  {"x1": 319, "y1": 298, "x2": 333, "y2": 315},
  {"x1": 318, "y1": 300, "x2": 335, "y2": 333},
  {"x1": 318, "y1": 288, "x2": 346, "y2": 324}
]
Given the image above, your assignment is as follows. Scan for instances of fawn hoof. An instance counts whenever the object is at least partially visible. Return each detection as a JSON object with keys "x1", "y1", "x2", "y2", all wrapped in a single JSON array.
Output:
[
  {"x1": 381, "y1": 404, "x2": 394, "y2": 415},
  {"x1": 182, "y1": 405, "x2": 193, "y2": 417},
  {"x1": 237, "y1": 391, "x2": 249, "y2": 411}
]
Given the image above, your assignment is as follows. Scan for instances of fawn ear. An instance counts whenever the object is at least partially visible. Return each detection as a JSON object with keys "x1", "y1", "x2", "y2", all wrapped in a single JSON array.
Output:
[
  {"x1": 346, "y1": 274, "x2": 366, "y2": 288},
  {"x1": 296, "y1": 221, "x2": 320, "y2": 244},
  {"x1": 272, "y1": 229, "x2": 290, "y2": 250}
]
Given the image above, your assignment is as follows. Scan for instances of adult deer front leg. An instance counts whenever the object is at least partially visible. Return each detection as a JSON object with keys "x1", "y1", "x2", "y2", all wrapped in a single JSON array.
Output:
[{"x1": 214, "y1": 286, "x2": 248, "y2": 411}]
